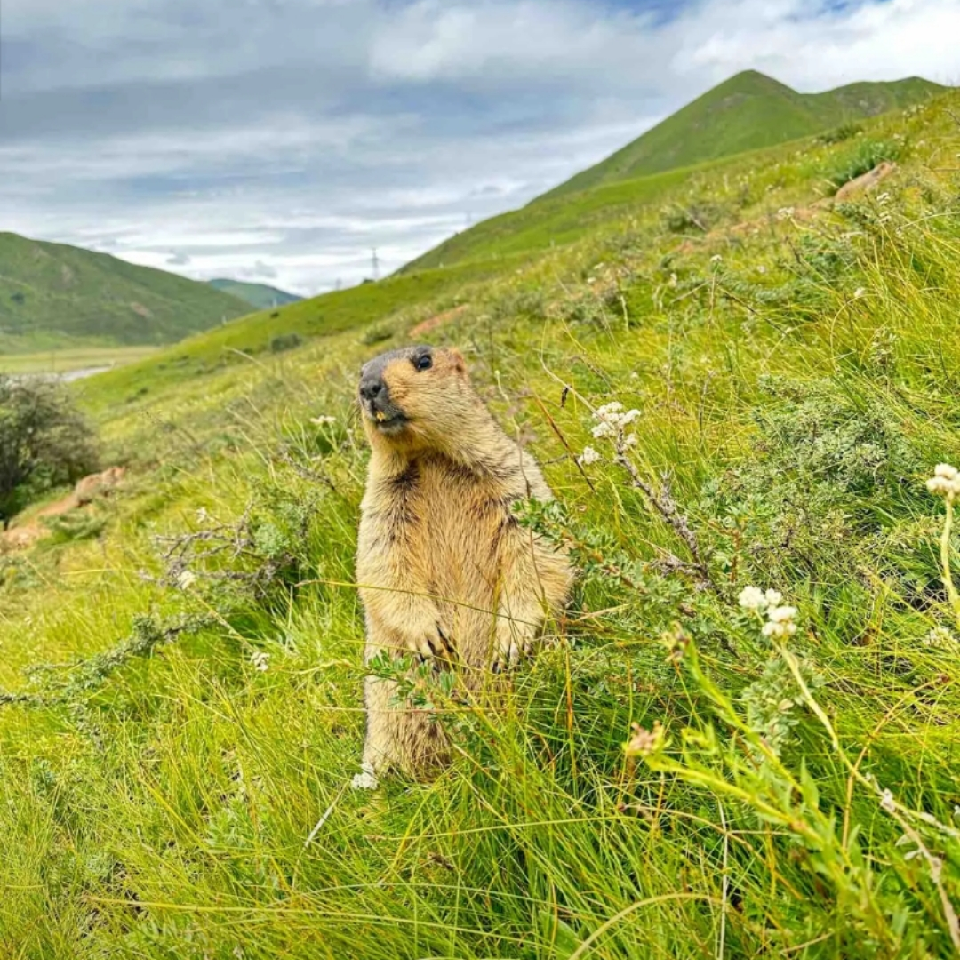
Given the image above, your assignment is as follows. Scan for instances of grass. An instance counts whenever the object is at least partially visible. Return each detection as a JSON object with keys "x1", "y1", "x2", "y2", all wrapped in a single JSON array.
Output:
[
  {"x1": 544, "y1": 70, "x2": 943, "y2": 198},
  {"x1": 0, "y1": 346, "x2": 158, "y2": 376},
  {"x1": 208, "y1": 278, "x2": 302, "y2": 310},
  {"x1": 1, "y1": 91, "x2": 960, "y2": 958},
  {"x1": 0, "y1": 232, "x2": 250, "y2": 352}
]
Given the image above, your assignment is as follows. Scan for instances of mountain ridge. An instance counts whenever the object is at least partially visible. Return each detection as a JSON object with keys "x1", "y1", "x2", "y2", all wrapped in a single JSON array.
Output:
[
  {"x1": 0, "y1": 232, "x2": 251, "y2": 354},
  {"x1": 543, "y1": 70, "x2": 945, "y2": 199}
]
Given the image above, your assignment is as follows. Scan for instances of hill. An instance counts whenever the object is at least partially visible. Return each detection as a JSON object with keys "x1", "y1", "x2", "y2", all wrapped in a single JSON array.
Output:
[
  {"x1": 401, "y1": 72, "x2": 945, "y2": 274},
  {"x1": 0, "y1": 232, "x2": 251, "y2": 353},
  {"x1": 208, "y1": 277, "x2": 302, "y2": 310},
  {"x1": 545, "y1": 70, "x2": 944, "y2": 198},
  {"x1": 1, "y1": 88, "x2": 960, "y2": 958}
]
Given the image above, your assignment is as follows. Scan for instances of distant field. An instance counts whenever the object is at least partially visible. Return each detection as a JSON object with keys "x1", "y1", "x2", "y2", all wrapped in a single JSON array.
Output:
[{"x1": 0, "y1": 345, "x2": 158, "y2": 376}]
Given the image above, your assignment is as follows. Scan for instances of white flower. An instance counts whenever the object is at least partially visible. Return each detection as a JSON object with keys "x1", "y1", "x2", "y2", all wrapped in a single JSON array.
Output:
[
  {"x1": 579, "y1": 446, "x2": 601, "y2": 466},
  {"x1": 310, "y1": 415, "x2": 336, "y2": 426},
  {"x1": 591, "y1": 421, "x2": 616, "y2": 439},
  {"x1": 622, "y1": 434, "x2": 638, "y2": 448},
  {"x1": 768, "y1": 605, "x2": 797, "y2": 623},
  {"x1": 881, "y1": 788, "x2": 895, "y2": 813},
  {"x1": 853, "y1": 287, "x2": 866, "y2": 299},
  {"x1": 739, "y1": 586, "x2": 767, "y2": 612},
  {"x1": 762, "y1": 619, "x2": 797, "y2": 639},
  {"x1": 251, "y1": 651, "x2": 270, "y2": 672},
  {"x1": 710, "y1": 254, "x2": 723, "y2": 263},
  {"x1": 176, "y1": 570, "x2": 197, "y2": 590},
  {"x1": 196, "y1": 507, "x2": 209, "y2": 524},
  {"x1": 764, "y1": 589, "x2": 783, "y2": 607},
  {"x1": 596, "y1": 402, "x2": 624, "y2": 418},
  {"x1": 926, "y1": 464, "x2": 960, "y2": 498}
]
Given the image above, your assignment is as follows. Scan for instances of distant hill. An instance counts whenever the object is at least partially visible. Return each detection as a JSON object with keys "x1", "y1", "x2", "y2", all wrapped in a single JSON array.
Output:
[
  {"x1": 208, "y1": 278, "x2": 301, "y2": 311},
  {"x1": 0, "y1": 232, "x2": 251, "y2": 353},
  {"x1": 545, "y1": 71, "x2": 944, "y2": 199}
]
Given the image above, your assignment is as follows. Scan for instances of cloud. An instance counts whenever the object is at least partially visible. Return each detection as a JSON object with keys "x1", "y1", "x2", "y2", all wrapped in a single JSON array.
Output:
[{"x1": 0, "y1": 0, "x2": 956, "y2": 296}]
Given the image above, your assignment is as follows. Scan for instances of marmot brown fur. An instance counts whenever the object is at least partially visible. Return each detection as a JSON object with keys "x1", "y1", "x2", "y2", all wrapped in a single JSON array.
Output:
[{"x1": 352, "y1": 345, "x2": 572, "y2": 787}]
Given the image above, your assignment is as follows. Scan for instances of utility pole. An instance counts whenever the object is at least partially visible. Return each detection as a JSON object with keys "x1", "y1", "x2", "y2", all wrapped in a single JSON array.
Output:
[{"x1": 372, "y1": 248, "x2": 381, "y2": 282}]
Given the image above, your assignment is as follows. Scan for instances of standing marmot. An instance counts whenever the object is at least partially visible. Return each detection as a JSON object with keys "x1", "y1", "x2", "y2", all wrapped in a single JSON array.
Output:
[{"x1": 352, "y1": 345, "x2": 573, "y2": 788}]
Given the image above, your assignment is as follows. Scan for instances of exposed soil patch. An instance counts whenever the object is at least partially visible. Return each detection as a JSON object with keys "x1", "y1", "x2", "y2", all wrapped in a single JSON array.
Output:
[
  {"x1": 1, "y1": 467, "x2": 125, "y2": 550},
  {"x1": 409, "y1": 305, "x2": 468, "y2": 339}
]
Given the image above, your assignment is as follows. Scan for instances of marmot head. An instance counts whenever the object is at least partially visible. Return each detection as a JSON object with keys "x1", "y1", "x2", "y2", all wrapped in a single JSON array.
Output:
[{"x1": 358, "y1": 345, "x2": 473, "y2": 452}]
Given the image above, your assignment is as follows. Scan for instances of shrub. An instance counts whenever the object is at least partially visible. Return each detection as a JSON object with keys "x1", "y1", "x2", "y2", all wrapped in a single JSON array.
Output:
[
  {"x1": 0, "y1": 376, "x2": 99, "y2": 528},
  {"x1": 268, "y1": 332, "x2": 303, "y2": 353}
]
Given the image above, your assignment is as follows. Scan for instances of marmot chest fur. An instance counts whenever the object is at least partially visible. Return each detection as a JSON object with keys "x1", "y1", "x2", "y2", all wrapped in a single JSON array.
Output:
[{"x1": 352, "y1": 344, "x2": 572, "y2": 784}]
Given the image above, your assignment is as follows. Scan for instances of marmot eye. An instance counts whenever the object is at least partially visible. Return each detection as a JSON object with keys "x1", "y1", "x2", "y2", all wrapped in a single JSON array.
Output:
[{"x1": 413, "y1": 354, "x2": 432, "y2": 371}]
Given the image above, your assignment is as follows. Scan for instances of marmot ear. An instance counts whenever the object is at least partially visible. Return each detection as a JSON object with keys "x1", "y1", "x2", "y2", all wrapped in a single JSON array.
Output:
[{"x1": 447, "y1": 348, "x2": 467, "y2": 374}]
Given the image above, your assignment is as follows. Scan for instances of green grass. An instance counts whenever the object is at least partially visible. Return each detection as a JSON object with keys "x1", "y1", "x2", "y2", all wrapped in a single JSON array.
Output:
[
  {"x1": 1, "y1": 90, "x2": 960, "y2": 959},
  {"x1": 544, "y1": 70, "x2": 944, "y2": 198},
  {"x1": 0, "y1": 232, "x2": 251, "y2": 352},
  {"x1": 0, "y1": 346, "x2": 158, "y2": 376},
  {"x1": 207, "y1": 278, "x2": 302, "y2": 310}
]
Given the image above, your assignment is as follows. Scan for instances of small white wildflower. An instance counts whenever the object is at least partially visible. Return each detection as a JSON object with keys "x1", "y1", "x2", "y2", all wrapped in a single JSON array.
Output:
[
  {"x1": 768, "y1": 605, "x2": 797, "y2": 624},
  {"x1": 196, "y1": 507, "x2": 209, "y2": 524},
  {"x1": 596, "y1": 402, "x2": 625, "y2": 419},
  {"x1": 852, "y1": 287, "x2": 866, "y2": 299},
  {"x1": 881, "y1": 788, "x2": 895, "y2": 813},
  {"x1": 762, "y1": 619, "x2": 797, "y2": 639},
  {"x1": 926, "y1": 464, "x2": 960, "y2": 498},
  {"x1": 667, "y1": 273, "x2": 678, "y2": 288},
  {"x1": 251, "y1": 651, "x2": 270, "y2": 672},
  {"x1": 591, "y1": 420, "x2": 617, "y2": 439},
  {"x1": 586, "y1": 276, "x2": 597, "y2": 285},
  {"x1": 876, "y1": 191, "x2": 891, "y2": 205},
  {"x1": 176, "y1": 569, "x2": 197, "y2": 590},
  {"x1": 739, "y1": 586, "x2": 767, "y2": 612},
  {"x1": 622, "y1": 434, "x2": 638, "y2": 448},
  {"x1": 710, "y1": 254, "x2": 723, "y2": 263},
  {"x1": 924, "y1": 626, "x2": 957, "y2": 649},
  {"x1": 764, "y1": 589, "x2": 783, "y2": 607},
  {"x1": 579, "y1": 446, "x2": 601, "y2": 466},
  {"x1": 629, "y1": 371, "x2": 639, "y2": 380},
  {"x1": 310, "y1": 415, "x2": 336, "y2": 426}
]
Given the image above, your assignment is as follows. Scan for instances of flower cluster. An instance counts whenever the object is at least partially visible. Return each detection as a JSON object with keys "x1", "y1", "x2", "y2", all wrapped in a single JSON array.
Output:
[
  {"x1": 739, "y1": 586, "x2": 798, "y2": 640},
  {"x1": 924, "y1": 625, "x2": 958, "y2": 650},
  {"x1": 591, "y1": 402, "x2": 641, "y2": 440},
  {"x1": 251, "y1": 650, "x2": 270, "y2": 672},
  {"x1": 926, "y1": 463, "x2": 960, "y2": 500},
  {"x1": 579, "y1": 401, "x2": 642, "y2": 465}
]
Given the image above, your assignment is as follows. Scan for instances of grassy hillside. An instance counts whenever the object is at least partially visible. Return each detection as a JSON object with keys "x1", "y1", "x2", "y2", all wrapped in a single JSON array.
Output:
[
  {"x1": 0, "y1": 232, "x2": 251, "y2": 353},
  {"x1": 546, "y1": 70, "x2": 944, "y2": 198},
  {"x1": 208, "y1": 277, "x2": 302, "y2": 310},
  {"x1": 1, "y1": 92, "x2": 960, "y2": 959}
]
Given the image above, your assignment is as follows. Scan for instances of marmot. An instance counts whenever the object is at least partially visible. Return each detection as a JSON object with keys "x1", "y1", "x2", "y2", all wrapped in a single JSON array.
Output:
[{"x1": 352, "y1": 345, "x2": 573, "y2": 788}]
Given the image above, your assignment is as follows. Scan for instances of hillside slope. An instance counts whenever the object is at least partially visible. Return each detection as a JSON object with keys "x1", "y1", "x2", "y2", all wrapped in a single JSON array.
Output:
[
  {"x1": 208, "y1": 278, "x2": 301, "y2": 310},
  {"x1": 544, "y1": 71, "x2": 943, "y2": 198},
  {"x1": 0, "y1": 232, "x2": 251, "y2": 353},
  {"x1": 1, "y1": 90, "x2": 960, "y2": 960}
]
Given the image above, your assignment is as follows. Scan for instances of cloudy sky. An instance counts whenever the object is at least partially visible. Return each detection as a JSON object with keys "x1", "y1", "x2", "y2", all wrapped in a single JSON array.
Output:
[{"x1": 1, "y1": 0, "x2": 958, "y2": 295}]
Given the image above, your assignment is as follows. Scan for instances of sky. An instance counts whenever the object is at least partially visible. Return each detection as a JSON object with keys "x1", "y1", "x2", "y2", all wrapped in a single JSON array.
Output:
[{"x1": 1, "y1": 0, "x2": 958, "y2": 296}]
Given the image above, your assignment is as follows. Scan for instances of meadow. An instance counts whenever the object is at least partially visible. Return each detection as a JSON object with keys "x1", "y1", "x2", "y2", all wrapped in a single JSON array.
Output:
[{"x1": 0, "y1": 92, "x2": 959, "y2": 958}]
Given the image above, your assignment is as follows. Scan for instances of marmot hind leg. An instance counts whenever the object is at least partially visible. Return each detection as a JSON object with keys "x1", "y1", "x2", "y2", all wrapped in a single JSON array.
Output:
[{"x1": 352, "y1": 674, "x2": 450, "y2": 789}]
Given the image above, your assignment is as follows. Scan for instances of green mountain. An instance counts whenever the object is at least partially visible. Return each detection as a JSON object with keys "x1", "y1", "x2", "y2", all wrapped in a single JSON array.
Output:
[
  {"x1": 402, "y1": 71, "x2": 945, "y2": 274},
  {"x1": 208, "y1": 278, "x2": 301, "y2": 311},
  {"x1": 0, "y1": 232, "x2": 251, "y2": 353},
  {"x1": 547, "y1": 71, "x2": 944, "y2": 198}
]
